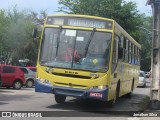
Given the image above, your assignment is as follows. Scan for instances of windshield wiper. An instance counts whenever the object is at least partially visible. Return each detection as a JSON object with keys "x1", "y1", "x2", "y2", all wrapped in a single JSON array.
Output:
[
  {"x1": 55, "y1": 25, "x2": 62, "y2": 59},
  {"x1": 84, "y1": 28, "x2": 96, "y2": 57}
]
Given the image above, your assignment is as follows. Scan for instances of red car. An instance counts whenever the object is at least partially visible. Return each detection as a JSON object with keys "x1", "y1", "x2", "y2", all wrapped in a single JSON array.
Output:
[{"x1": 0, "y1": 64, "x2": 25, "y2": 89}]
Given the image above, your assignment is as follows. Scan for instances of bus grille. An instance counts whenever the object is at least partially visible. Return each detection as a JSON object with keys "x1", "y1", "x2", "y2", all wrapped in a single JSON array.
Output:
[
  {"x1": 52, "y1": 72, "x2": 91, "y2": 79},
  {"x1": 54, "y1": 82, "x2": 87, "y2": 89}
]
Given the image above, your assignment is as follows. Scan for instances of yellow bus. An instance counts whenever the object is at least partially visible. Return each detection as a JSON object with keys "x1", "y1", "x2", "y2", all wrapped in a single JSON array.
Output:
[{"x1": 34, "y1": 14, "x2": 141, "y2": 106}]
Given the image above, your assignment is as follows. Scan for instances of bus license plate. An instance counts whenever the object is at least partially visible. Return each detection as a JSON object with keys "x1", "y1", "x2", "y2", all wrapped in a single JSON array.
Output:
[{"x1": 90, "y1": 92, "x2": 102, "y2": 98}]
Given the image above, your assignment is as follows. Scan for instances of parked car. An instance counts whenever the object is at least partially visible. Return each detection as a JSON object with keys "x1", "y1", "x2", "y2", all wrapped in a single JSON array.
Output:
[
  {"x1": 27, "y1": 67, "x2": 37, "y2": 72},
  {"x1": 0, "y1": 64, "x2": 25, "y2": 89},
  {"x1": 19, "y1": 67, "x2": 36, "y2": 88},
  {"x1": 138, "y1": 71, "x2": 146, "y2": 87},
  {"x1": 145, "y1": 71, "x2": 151, "y2": 78}
]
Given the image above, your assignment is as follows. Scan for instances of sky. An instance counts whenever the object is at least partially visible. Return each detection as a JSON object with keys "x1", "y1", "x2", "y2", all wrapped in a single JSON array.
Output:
[{"x1": 0, "y1": 0, "x2": 152, "y2": 16}]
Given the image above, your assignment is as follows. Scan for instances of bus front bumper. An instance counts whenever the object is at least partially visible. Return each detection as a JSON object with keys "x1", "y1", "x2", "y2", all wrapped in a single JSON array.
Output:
[{"x1": 35, "y1": 80, "x2": 108, "y2": 101}]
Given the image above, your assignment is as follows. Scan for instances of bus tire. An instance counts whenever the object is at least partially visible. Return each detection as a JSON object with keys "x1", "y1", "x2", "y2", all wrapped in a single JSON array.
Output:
[{"x1": 55, "y1": 94, "x2": 66, "y2": 104}]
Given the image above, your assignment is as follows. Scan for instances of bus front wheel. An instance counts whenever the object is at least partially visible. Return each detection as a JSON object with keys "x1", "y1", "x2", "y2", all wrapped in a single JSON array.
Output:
[{"x1": 55, "y1": 95, "x2": 66, "y2": 103}]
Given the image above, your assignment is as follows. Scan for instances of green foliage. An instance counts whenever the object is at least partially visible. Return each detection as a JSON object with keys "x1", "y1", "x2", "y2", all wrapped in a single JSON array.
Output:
[
  {"x1": 139, "y1": 16, "x2": 152, "y2": 71},
  {"x1": 0, "y1": 7, "x2": 46, "y2": 65},
  {"x1": 58, "y1": 0, "x2": 144, "y2": 40}
]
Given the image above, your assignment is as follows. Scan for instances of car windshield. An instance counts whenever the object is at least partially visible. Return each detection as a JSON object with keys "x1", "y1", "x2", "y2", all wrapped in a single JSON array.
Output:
[
  {"x1": 139, "y1": 72, "x2": 144, "y2": 77},
  {"x1": 40, "y1": 28, "x2": 112, "y2": 72}
]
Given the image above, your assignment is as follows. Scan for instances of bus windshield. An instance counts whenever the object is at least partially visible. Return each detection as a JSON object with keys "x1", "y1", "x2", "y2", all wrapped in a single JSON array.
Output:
[{"x1": 40, "y1": 28, "x2": 112, "y2": 72}]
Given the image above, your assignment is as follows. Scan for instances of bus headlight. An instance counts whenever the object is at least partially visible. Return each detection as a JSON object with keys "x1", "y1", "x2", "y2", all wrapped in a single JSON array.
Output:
[
  {"x1": 90, "y1": 85, "x2": 108, "y2": 90},
  {"x1": 37, "y1": 77, "x2": 52, "y2": 85}
]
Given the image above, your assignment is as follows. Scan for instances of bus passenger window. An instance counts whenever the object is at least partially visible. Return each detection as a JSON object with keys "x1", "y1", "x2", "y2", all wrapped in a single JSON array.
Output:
[
  {"x1": 128, "y1": 42, "x2": 132, "y2": 63},
  {"x1": 125, "y1": 39, "x2": 129, "y2": 62},
  {"x1": 111, "y1": 35, "x2": 119, "y2": 73},
  {"x1": 112, "y1": 36, "x2": 118, "y2": 64}
]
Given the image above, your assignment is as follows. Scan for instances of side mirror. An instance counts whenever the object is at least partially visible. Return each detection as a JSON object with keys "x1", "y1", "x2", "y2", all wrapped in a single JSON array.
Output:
[
  {"x1": 32, "y1": 27, "x2": 37, "y2": 38},
  {"x1": 118, "y1": 47, "x2": 123, "y2": 59}
]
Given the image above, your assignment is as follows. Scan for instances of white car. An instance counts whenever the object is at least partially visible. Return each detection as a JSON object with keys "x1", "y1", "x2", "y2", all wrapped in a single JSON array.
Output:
[
  {"x1": 19, "y1": 67, "x2": 36, "y2": 88},
  {"x1": 138, "y1": 71, "x2": 146, "y2": 87}
]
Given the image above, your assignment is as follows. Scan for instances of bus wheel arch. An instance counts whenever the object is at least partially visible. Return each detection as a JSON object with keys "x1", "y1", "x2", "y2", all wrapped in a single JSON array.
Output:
[
  {"x1": 116, "y1": 80, "x2": 120, "y2": 99},
  {"x1": 125, "y1": 78, "x2": 134, "y2": 98},
  {"x1": 107, "y1": 80, "x2": 120, "y2": 107}
]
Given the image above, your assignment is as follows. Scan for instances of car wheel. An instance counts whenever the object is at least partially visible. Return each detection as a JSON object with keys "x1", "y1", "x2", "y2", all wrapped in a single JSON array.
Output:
[
  {"x1": 13, "y1": 81, "x2": 22, "y2": 90},
  {"x1": 143, "y1": 82, "x2": 146, "y2": 88},
  {"x1": 55, "y1": 95, "x2": 66, "y2": 104},
  {"x1": 26, "y1": 80, "x2": 34, "y2": 88}
]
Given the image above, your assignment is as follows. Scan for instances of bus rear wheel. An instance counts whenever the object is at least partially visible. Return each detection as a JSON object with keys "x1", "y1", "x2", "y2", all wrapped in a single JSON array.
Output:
[{"x1": 55, "y1": 95, "x2": 66, "y2": 103}]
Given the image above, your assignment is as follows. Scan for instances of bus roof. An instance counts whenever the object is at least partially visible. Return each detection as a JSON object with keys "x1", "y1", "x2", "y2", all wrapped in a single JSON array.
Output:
[
  {"x1": 47, "y1": 14, "x2": 114, "y2": 22},
  {"x1": 115, "y1": 21, "x2": 141, "y2": 49}
]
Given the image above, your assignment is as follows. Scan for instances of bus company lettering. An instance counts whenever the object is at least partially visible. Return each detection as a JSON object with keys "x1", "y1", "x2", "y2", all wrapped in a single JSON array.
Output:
[{"x1": 65, "y1": 71, "x2": 78, "y2": 75}]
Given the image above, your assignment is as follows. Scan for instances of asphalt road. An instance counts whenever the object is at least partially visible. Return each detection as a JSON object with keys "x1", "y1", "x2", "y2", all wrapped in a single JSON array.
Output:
[
  {"x1": 0, "y1": 81, "x2": 151, "y2": 117},
  {"x1": 1, "y1": 81, "x2": 160, "y2": 120}
]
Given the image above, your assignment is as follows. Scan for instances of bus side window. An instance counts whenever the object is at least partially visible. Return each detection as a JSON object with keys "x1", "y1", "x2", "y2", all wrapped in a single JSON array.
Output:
[
  {"x1": 132, "y1": 44, "x2": 135, "y2": 64},
  {"x1": 138, "y1": 48, "x2": 141, "y2": 65},
  {"x1": 134, "y1": 46, "x2": 136, "y2": 64},
  {"x1": 112, "y1": 36, "x2": 119, "y2": 64},
  {"x1": 125, "y1": 39, "x2": 129, "y2": 62},
  {"x1": 112, "y1": 35, "x2": 119, "y2": 73},
  {"x1": 128, "y1": 41, "x2": 132, "y2": 63},
  {"x1": 134, "y1": 47, "x2": 138, "y2": 64},
  {"x1": 118, "y1": 35, "x2": 124, "y2": 59},
  {"x1": 123, "y1": 37, "x2": 126, "y2": 61}
]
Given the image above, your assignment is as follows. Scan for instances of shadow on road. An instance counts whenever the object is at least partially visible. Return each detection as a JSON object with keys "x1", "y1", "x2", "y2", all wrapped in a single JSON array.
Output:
[
  {"x1": 46, "y1": 93, "x2": 149, "y2": 113},
  {"x1": 47, "y1": 98, "x2": 109, "y2": 110},
  {"x1": 0, "y1": 102, "x2": 8, "y2": 105}
]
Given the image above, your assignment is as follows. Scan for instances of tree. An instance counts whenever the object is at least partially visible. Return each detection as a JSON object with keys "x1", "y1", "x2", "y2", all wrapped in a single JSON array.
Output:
[
  {"x1": 138, "y1": 16, "x2": 152, "y2": 71},
  {"x1": 58, "y1": 0, "x2": 144, "y2": 40},
  {"x1": 0, "y1": 7, "x2": 47, "y2": 65},
  {"x1": 0, "y1": 10, "x2": 11, "y2": 63}
]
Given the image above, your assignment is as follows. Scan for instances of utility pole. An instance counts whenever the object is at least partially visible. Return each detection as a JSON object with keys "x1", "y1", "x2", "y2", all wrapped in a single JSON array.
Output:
[{"x1": 147, "y1": 0, "x2": 160, "y2": 110}]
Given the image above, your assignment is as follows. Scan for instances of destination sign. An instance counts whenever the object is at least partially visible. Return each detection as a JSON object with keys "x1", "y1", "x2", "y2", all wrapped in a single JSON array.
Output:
[
  {"x1": 46, "y1": 16, "x2": 113, "y2": 29},
  {"x1": 68, "y1": 19, "x2": 106, "y2": 28}
]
